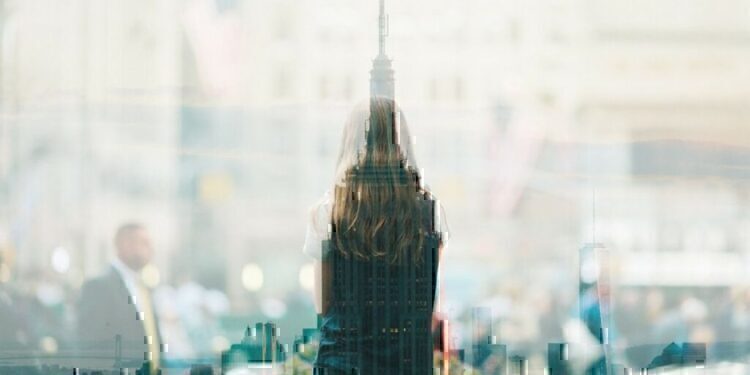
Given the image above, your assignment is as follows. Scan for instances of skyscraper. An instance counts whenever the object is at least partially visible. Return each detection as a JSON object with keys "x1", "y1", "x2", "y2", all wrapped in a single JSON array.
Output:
[
  {"x1": 578, "y1": 243, "x2": 612, "y2": 375},
  {"x1": 471, "y1": 307, "x2": 492, "y2": 367},
  {"x1": 548, "y1": 343, "x2": 571, "y2": 375},
  {"x1": 221, "y1": 322, "x2": 287, "y2": 373}
]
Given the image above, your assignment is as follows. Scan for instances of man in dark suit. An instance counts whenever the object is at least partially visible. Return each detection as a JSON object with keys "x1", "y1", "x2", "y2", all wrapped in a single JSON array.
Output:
[
  {"x1": 77, "y1": 223, "x2": 163, "y2": 373},
  {"x1": 1, "y1": 246, "x2": 43, "y2": 372}
]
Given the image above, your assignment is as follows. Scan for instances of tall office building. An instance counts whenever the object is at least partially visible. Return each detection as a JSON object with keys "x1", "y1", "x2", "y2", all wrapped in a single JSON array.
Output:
[
  {"x1": 548, "y1": 343, "x2": 571, "y2": 375},
  {"x1": 323, "y1": 221, "x2": 439, "y2": 373},
  {"x1": 222, "y1": 322, "x2": 287, "y2": 372},
  {"x1": 312, "y1": 4, "x2": 440, "y2": 373},
  {"x1": 471, "y1": 307, "x2": 493, "y2": 367},
  {"x1": 509, "y1": 355, "x2": 528, "y2": 375}
]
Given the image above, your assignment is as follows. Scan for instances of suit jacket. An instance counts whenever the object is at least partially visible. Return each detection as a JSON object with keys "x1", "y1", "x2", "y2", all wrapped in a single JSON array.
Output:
[
  {"x1": 0, "y1": 287, "x2": 34, "y2": 351},
  {"x1": 76, "y1": 266, "x2": 161, "y2": 368}
]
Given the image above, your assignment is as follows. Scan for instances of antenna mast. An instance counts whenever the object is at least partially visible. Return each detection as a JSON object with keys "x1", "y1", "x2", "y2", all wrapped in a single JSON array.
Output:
[
  {"x1": 370, "y1": 0, "x2": 395, "y2": 99},
  {"x1": 378, "y1": 0, "x2": 388, "y2": 57}
]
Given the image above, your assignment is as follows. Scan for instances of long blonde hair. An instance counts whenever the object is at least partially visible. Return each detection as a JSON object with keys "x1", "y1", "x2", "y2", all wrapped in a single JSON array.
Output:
[{"x1": 331, "y1": 97, "x2": 430, "y2": 264}]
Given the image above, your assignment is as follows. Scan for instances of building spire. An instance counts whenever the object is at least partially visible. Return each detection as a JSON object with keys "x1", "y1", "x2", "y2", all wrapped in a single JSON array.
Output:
[
  {"x1": 370, "y1": 0, "x2": 395, "y2": 98},
  {"x1": 378, "y1": 0, "x2": 388, "y2": 57}
]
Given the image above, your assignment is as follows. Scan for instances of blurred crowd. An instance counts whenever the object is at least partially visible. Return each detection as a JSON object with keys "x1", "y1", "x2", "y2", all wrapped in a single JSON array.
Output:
[
  {"x1": 3, "y1": 232, "x2": 750, "y2": 370},
  {"x1": 455, "y1": 282, "x2": 750, "y2": 369},
  {"x1": 0, "y1": 236, "x2": 231, "y2": 363}
]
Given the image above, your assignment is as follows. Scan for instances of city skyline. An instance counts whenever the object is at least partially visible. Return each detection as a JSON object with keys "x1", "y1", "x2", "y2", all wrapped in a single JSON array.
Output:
[{"x1": 1, "y1": 0, "x2": 750, "y2": 373}]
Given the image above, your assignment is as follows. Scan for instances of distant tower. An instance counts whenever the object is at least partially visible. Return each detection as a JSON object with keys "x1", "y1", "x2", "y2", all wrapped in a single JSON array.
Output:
[
  {"x1": 578, "y1": 243, "x2": 612, "y2": 374},
  {"x1": 370, "y1": 0, "x2": 395, "y2": 99},
  {"x1": 114, "y1": 334, "x2": 122, "y2": 369},
  {"x1": 548, "y1": 343, "x2": 571, "y2": 375},
  {"x1": 471, "y1": 307, "x2": 492, "y2": 367},
  {"x1": 222, "y1": 321, "x2": 287, "y2": 372}
]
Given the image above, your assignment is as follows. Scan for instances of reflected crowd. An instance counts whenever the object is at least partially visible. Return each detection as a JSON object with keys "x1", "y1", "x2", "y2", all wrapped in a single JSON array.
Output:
[{"x1": 3, "y1": 235, "x2": 750, "y2": 372}]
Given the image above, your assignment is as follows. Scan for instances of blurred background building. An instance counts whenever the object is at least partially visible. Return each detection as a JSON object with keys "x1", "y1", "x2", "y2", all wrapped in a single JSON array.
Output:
[{"x1": 1, "y1": 0, "x2": 749, "y2": 372}]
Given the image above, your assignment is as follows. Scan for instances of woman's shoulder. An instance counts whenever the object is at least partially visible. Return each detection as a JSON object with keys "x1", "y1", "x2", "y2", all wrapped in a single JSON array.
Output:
[{"x1": 311, "y1": 190, "x2": 333, "y2": 219}]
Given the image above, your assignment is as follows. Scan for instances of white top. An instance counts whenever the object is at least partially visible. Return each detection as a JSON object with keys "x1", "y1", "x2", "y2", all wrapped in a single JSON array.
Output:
[{"x1": 302, "y1": 190, "x2": 450, "y2": 259}]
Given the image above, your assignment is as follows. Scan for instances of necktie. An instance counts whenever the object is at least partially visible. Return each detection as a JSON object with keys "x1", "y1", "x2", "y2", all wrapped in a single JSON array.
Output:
[{"x1": 137, "y1": 282, "x2": 161, "y2": 374}]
